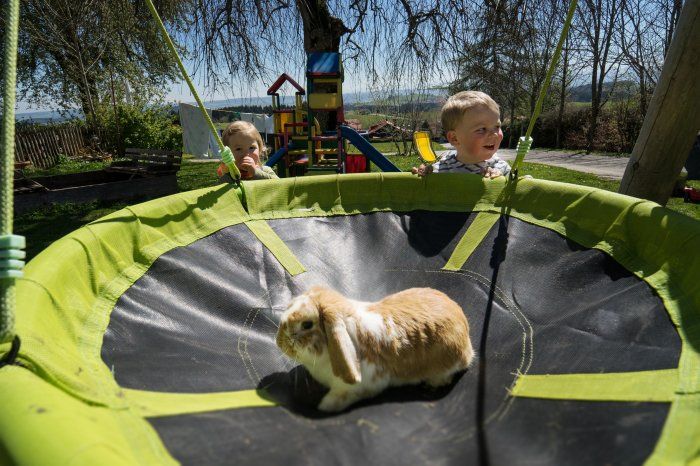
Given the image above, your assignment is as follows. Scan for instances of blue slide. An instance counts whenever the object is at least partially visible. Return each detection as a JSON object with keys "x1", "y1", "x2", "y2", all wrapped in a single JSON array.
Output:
[
  {"x1": 265, "y1": 142, "x2": 293, "y2": 167},
  {"x1": 339, "y1": 125, "x2": 401, "y2": 172}
]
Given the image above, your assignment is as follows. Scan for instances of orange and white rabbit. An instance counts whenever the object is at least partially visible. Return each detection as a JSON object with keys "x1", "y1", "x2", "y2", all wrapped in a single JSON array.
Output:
[{"x1": 276, "y1": 286, "x2": 474, "y2": 412}]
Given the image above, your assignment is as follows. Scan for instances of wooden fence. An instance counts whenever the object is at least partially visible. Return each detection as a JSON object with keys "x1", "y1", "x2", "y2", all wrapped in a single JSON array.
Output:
[{"x1": 15, "y1": 126, "x2": 85, "y2": 169}]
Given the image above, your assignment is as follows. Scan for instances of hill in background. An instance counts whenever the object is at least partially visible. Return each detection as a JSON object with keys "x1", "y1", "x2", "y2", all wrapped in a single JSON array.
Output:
[{"x1": 568, "y1": 80, "x2": 637, "y2": 102}]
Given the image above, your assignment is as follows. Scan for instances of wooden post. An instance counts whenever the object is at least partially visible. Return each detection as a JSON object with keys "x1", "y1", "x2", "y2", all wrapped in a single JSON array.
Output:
[{"x1": 618, "y1": 0, "x2": 700, "y2": 205}]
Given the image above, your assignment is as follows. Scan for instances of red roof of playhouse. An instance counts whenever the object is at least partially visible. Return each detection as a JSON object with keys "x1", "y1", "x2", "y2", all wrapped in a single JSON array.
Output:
[{"x1": 267, "y1": 73, "x2": 305, "y2": 96}]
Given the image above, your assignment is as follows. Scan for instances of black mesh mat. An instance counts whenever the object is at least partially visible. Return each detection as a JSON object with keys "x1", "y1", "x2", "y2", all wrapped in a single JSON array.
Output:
[{"x1": 102, "y1": 211, "x2": 680, "y2": 465}]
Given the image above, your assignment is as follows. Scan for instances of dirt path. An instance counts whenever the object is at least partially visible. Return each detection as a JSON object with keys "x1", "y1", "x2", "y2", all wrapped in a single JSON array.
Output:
[{"x1": 436, "y1": 146, "x2": 630, "y2": 180}]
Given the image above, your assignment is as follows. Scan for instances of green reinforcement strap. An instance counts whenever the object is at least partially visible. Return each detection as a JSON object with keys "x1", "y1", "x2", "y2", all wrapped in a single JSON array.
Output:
[
  {"x1": 443, "y1": 211, "x2": 500, "y2": 271},
  {"x1": 144, "y1": 0, "x2": 241, "y2": 181},
  {"x1": 245, "y1": 220, "x2": 306, "y2": 276},
  {"x1": 512, "y1": 369, "x2": 678, "y2": 402},
  {"x1": 647, "y1": 394, "x2": 700, "y2": 466},
  {"x1": 0, "y1": 0, "x2": 21, "y2": 344},
  {"x1": 647, "y1": 344, "x2": 700, "y2": 465},
  {"x1": 510, "y1": 0, "x2": 578, "y2": 175},
  {"x1": 122, "y1": 388, "x2": 276, "y2": 418}
]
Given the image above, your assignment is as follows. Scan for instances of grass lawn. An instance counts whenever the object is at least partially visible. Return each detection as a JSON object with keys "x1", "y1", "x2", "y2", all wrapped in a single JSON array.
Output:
[
  {"x1": 14, "y1": 156, "x2": 700, "y2": 262},
  {"x1": 15, "y1": 160, "x2": 222, "y2": 260},
  {"x1": 348, "y1": 139, "x2": 444, "y2": 156},
  {"x1": 22, "y1": 157, "x2": 112, "y2": 177}
]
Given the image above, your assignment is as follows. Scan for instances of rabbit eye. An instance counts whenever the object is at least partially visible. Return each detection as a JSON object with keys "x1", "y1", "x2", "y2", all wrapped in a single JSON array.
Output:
[{"x1": 301, "y1": 320, "x2": 313, "y2": 330}]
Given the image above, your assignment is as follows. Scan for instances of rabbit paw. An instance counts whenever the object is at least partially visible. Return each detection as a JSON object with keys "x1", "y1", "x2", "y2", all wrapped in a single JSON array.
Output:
[
  {"x1": 318, "y1": 391, "x2": 355, "y2": 412},
  {"x1": 426, "y1": 373, "x2": 455, "y2": 388}
]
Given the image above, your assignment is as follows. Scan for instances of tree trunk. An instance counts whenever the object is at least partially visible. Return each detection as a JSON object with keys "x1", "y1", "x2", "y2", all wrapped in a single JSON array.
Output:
[
  {"x1": 296, "y1": 1, "x2": 349, "y2": 132},
  {"x1": 638, "y1": 73, "x2": 647, "y2": 117},
  {"x1": 556, "y1": 43, "x2": 569, "y2": 149},
  {"x1": 296, "y1": 0, "x2": 348, "y2": 53},
  {"x1": 619, "y1": 0, "x2": 700, "y2": 204},
  {"x1": 76, "y1": 75, "x2": 100, "y2": 133},
  {"x1": 587, "y1": 7, "x2": 601, "y2": 154},
  {"x1": 587, "y1": 73, "x2": 599, "y2": 153}
]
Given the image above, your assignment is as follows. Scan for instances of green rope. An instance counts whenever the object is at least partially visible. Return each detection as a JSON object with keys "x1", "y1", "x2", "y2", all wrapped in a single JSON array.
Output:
[
  {"x1": 510, "y1": 0, "x2": 578, "y2": 176},
  {"x1": 144, "y1": 0, "x2": 241, "y2": 181},
  {"x1": 1, "y1": 0, "x2": 23, "y2": 344}
]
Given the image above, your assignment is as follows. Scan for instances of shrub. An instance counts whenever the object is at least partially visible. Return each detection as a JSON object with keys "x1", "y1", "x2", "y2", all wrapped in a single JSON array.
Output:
[
  {"x1": 95, "y1": 104, "x2": 182, "y2": 155},
  {"x1": 503, "y1": 100, "x2": 644, "y2": 153}
]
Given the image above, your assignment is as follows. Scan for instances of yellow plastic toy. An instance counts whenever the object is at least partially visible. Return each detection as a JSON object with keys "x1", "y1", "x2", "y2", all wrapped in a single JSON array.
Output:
[{"x1": 413, "y1": 131, "x2": 437, "y2": 163}]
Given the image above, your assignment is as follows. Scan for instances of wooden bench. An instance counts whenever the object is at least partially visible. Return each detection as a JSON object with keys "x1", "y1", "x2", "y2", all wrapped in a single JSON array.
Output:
[{"x1": 107, "y1": 148, "x2": 182, "y2": 177}]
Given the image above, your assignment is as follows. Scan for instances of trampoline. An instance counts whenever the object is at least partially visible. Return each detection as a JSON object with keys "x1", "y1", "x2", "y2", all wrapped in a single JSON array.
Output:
[
  {"x1": 2, "y1": 0, "x2": 700, "y2": 463},
  {"x1": 2, "y1": 173, "x2": 699, "y2": 465}
]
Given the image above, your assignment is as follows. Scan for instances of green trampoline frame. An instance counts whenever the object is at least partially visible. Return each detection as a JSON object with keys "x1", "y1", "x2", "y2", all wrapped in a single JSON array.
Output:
[{"x1": 1, "y1": 174, "x2": 699, "y2": 465}]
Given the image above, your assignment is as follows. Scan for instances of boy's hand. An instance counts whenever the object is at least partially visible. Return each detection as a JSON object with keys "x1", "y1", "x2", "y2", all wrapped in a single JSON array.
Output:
[
  {"x1": 411, "y1": 164, "x2": 433, "y2": 177},
  {"x1": 482, "y1": 167, "x2": 504, "y2": 179}
]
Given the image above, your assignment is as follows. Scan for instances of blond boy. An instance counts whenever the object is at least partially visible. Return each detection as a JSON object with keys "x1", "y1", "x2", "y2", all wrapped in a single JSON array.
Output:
[{"x1": 412, "y1": 91, "x2": 510, "y2": 178}]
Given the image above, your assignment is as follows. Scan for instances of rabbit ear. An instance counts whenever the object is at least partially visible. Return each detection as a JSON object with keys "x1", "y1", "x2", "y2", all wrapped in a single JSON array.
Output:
[{"x1": 321, "y1": 307, "x2": 361, "y2": 385}]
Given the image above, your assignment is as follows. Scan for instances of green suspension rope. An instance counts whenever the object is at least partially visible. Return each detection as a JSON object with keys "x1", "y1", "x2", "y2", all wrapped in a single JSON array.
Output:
[
  {"x1": 0, "y1": 0, "x2": 24, "y2": 347},
  {"x1": 510, "y1": 0, "x2": 578, "y2": 178},
  {"x1": 144, "y1": 0, "x2": 241, "y2": 181}
]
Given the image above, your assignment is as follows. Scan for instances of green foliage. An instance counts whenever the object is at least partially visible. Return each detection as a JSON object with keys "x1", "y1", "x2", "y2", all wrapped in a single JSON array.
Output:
[
  {"x1": 503, "y1": 99, "x2": 645, "y2": 153},
  {"x1": 24, "y1": 156, "x2": 111, "y2": 177},
  {"x1": 9, "y1": 0, "x2": 187, "y2": 122},
  {"x1": 96, "y1": 104, "x2": 182, "y2": 153}
]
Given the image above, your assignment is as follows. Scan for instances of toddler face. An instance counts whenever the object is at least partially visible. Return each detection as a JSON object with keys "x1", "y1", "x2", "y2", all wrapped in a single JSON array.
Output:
[
  {"x1": 227, "y1": 131, "x2": 262, "y2": 167},
  {"x1": 447, "y1": 106, "x2": 503, "y2": 164}
]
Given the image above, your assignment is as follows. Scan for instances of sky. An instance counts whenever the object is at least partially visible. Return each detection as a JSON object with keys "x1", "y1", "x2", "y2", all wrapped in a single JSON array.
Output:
[{"x1": 16, "y1": 55, "x2": 379, "y2": 115}]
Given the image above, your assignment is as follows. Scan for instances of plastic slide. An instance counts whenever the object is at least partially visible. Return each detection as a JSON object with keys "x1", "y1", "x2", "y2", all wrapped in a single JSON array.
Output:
[
  {"x1": 339, "y1": 125, "x2": 400, "y2": 172},
  {"x1": 265, "y1": 143, "x2": 293, "y2": 167},
  {"x1": 413, "y1": 131, "x2": 438, "y2": 163}
]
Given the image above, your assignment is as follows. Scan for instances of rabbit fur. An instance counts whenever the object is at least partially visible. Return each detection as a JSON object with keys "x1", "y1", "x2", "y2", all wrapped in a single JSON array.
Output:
[{"x1": 276, "y1": 286, "x2": 474, "y2": 412}]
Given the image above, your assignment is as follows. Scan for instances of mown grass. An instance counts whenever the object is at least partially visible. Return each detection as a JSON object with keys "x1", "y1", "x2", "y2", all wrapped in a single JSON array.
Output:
[
  {"x1": 14, "y1": 156, "x2": 700, "y2": 261},
  {"x1": 348, "y1": 139, "x2": 444, "y2": 156},
  {"x1": 15, "y1": 160, "x2": 221, "y2": 260},
  {"x1": 22, "y1": 156, "x2": 111, "y2": 177},
  {"x1": 345, "y1": 109, "x2": 441, "y2": 130}
]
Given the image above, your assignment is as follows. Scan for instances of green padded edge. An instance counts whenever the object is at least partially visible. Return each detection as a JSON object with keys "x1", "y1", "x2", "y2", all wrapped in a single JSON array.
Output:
[
  {"x1": 0, "y1": 366, "x2": 176, "y2": 465},
  {"x1": 511, "y1": 369, "x2": 678, "y2": 402},
  {"x1": 1, "y1": 185, "x2": 248, "y2": 464},
  {"x1": 442, "y1": 211, "x2": 500, "y2": 271},
  {"x1": 2, "y1": 173, "x2": 699, "y2": 465}
]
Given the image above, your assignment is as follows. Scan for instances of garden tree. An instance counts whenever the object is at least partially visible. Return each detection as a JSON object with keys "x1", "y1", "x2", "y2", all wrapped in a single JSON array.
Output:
[
  {"x1": 574, "y1": 0, "x2": 623, "y2": 152},
  {"x1": 553, "y1": 34, "x2": 585, "y2": 148},
  {"x1": 189, "y1": 0, "x2": 483, "y2": 136},
  {"x1": 517, "y1": 0, "x2": 570, "y2": 147},
  {"x1": 5, "y1": 0, "x2": 187, "y2": 129},
  {"x1": 616, "y1": 0, "x2": 674, "y2": 116},
  {"x1": 191, "y1": 0, "x2": 475, "y2": 103},
  {"x1": 450, "y1": 0, "x2": 580, "y2": 149},
  {"x1": 619, "y1": 0, "x2": 700, "y2": 205},
  {"x1": 617, "y1": 0, "x2": 652, "y2": 116},
  {"x1": 449, "y1": 0, "x2": 533, "y2": 147},
  {"x1": 662, "y1": 0, "x2": 684, "y2": 55},
  {"x1": 521, "y1": 0, "x2": 567, "y2": 116}
]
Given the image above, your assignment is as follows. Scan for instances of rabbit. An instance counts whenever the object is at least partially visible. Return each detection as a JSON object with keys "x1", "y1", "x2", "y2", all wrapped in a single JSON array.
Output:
[{"x1": 276, "y1": 286, "x2": 474, "y2": 412}]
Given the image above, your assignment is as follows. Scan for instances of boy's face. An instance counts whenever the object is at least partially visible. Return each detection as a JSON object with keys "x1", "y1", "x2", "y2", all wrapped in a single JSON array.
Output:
[
  {"x1": 446, "y1": 106, "x2": 503, "y2": 164},
  {"x1": 227, "y1": 131, "x2": 261, "y2": 166}
]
